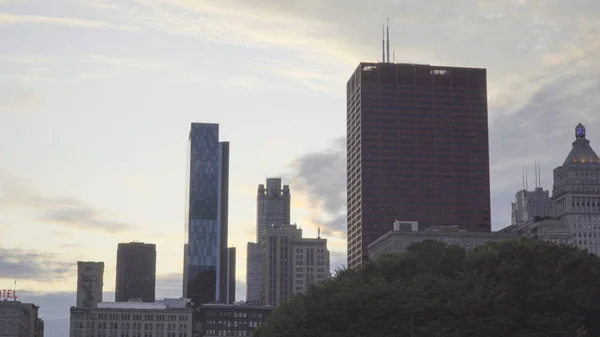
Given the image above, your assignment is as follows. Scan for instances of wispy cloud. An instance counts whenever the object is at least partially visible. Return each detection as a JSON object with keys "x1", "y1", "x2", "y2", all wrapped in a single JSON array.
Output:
[
  {"x1": 0, "y1": 12, "x2": 137, "y2": 30},
  {"x1": 0, "y1": 91, "x2": 42, "y2": 112},
  {"x1": 81, "y1": 54, "x2": 173, "y2": 70},
  {"x1": 0, "y1": 171, "x2": 136, "y2": 234},
  {"x1": 0, "y1": 248, "x2": 74, "y2": 281}
]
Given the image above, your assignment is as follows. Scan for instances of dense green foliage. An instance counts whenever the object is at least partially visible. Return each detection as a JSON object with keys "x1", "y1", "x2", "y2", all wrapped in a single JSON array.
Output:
[{"x1": 253, "y1": 238, "x2": 600, "y2": 337}]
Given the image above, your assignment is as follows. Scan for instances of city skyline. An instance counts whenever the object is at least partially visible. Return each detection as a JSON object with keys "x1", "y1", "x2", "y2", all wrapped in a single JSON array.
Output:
[{"x1": 1, "y1": 1, "x2": 599, "y2": 336}]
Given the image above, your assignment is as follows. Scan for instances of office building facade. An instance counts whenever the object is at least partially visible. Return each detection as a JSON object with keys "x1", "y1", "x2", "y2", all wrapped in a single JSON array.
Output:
[
  {"x1": 77, "y1": 261, "x2": 104, "y2": 308},
  {"x1": 246, "y1": 178, "x2": 291, "y2": 304},
  {"x1": 511, "y1": 187, "x2": 553, "y2": 226},
  {"x1": 552, "y1": 123, "x2": 600, "y2": 254},
  {"x1": 261, "y1": 224, "x2": 330, "y2": 306},
  {"x1": 346, "y1": 62, "x2": 491, "y2": 269},
  {"x1": 196, "y1": 303, "x2": 274, "y2": 337},
  {"x1": 369, "y1": 220, "x2": 516, "y2": 261},
  {"x1": 245, "y1": 243, "x2": 261, "y2": 304},
  {"x1": 0, "y1": 301, "x2": 44, "y2": 337},
  {"x1": 69, "y1": 298, "x2": 192, "y2": 337},
  {"x1": 184, "y1": 123, "x2": 235, "y2": 306},
  {"x1": 115, "y1": 242, "x2": 157, "y2": 303}
]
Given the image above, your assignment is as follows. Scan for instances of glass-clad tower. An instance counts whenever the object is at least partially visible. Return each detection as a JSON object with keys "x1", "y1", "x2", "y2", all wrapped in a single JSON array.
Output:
[{"x1": 183, "y1": 123, "x2": 234, "y2": 306}]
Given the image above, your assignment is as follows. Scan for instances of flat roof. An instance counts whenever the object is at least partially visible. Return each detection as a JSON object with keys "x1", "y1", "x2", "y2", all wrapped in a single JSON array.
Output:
[{"x1": 368, "y1": 230, "x2": 517, "y2": 250}]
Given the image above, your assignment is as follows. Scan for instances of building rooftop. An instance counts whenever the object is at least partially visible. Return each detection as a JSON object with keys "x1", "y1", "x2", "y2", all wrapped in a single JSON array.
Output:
[
  {"x1": 563, "y1": 123, "x2": 600, "y2": 165},
  {"x1": 95, "y1": 298, "x2": 189, "y2": 310}
]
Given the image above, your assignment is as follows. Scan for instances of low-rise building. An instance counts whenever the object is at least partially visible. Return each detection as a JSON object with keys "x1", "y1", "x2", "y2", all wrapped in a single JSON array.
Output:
[
  {"x1": 0, "y1": 300, "x2": 44, "y2": 337},
  {"x1": 196, "y1": 302, "x2": 273, "y2": 337},
  {"x1": 21, "y1": 303, "x2": 44, "y2": 337},
  {"x1": 498, "y1": 217, "x2": 573, "y2": 245},
  {"x1": 69, "y1": 298, "x2": 193, "y2": 337},
  {"x1": 368, "y1": 220, "x2": 517, "y2": 261}
]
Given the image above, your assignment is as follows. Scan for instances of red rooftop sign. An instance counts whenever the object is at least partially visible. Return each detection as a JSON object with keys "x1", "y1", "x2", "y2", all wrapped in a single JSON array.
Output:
[{"x1": 1, "y1": 289, "x2": 17, "y2": 299}]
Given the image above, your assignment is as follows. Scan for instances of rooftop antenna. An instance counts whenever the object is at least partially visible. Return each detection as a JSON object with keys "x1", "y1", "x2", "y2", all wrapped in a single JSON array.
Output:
[
  {"x1": 393, "y1": 50, "x2": 396, "y2": 63},
  {"x1": 386, "y1": 18, "x2": 390, "y2": 63},
  {"x1": 522, "y1": 167, "x2": 525, "y2": 191},
  {"x1": 381, "y1": 25, "x2": 385, "y2": 62},
  {"x1": 538, "y1": 161, "x2": 542, "y2": 188},
  {"x1": 317, "y1": 227, "x2": 321, "y2": 239},
  {"x1": 525, "y1": 167, "x2": 529, "y2": 190},
  {"x1": 533, "y1": 160, "x2": 537, "y2": 189}
]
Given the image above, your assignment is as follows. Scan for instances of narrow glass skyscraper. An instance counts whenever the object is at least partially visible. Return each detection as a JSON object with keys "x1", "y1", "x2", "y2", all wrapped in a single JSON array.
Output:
[{"x1": 183, "y1": 123, "x2": 235, "y2": 306}]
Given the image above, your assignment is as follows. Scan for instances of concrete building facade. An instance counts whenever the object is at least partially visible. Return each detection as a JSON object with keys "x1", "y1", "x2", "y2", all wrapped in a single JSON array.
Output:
[
  {"x1": 115, "y1": 242, "x2": 157, "y2": 303},
  {"x1": 246, "y1": 178, "x2": 291, "y2": 304},
  {"x1": 552, "y1": 123, "x2": 600, "y2": 254},
  {"x1": 196, "y1": 303, "x2": 273, "y2": 337},
  {"x1": 291, "y1": 235, "x2": 330, "y2": 294},
  {"x1": 499, "y1": 218, "x2": 573, "y2": 245},
  {"x1": 245, "y1": 243, "x2": 261, "y2": 305},
  {"x1": 261, "y1": 224, "x2": 330, "y2": 306},
  {"x1": 21, "y1": 303, "x2": 44, "y2": 337},
  {"x1": 368, "y1": 220, "x2": 516, "y2": 260},
  {"x1": 77, "y1": 261, "x2": 105, "y2": 308},
  {"x1": 0, "y1": 301, "x2": 44, "y2": 337},
  {"x1": 511, "y1": 187, "x2": 553, "y2": 226},
  {"x1": 69, "y1": 298, "x2": 193, "y2": 337},
  {"x1": 346, "y1": 62, "x2": 491, "y2": 269}
]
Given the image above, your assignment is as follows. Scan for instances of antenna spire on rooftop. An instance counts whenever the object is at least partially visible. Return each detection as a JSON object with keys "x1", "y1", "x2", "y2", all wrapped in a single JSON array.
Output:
[
  {"x1": 381, "y1": 25, "x2": 385, "y2": 62},
  {"x1": 386, "y1": 18, "x2": 390, "y2": 63}
]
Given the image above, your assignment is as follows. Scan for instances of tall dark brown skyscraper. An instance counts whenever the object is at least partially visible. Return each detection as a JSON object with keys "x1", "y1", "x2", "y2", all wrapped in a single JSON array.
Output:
[
  {"x1": 346, "y1": 62, "x2": 491, "y2": 269},
  {"x1": 115, "y1": 242, "x2": 157, "y2": 302}
]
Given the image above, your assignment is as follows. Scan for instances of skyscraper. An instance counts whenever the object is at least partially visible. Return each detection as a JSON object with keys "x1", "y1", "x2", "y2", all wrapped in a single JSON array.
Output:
[
  {"x1": 552, "y1": 123, "x2": 600, "y2": 254},
  {"x1": 115, "y1": 242, "x2": 157, "y2": 303},
  {"x1": 76, "y1": 261, "x2": 104, "y2": 308},
  {"x1": 346, "y1": 62, "x2": 491, "y2": 269},
  {"x1": 246, "y1": 178, "x2": 290, "y2": 304},
  {"x1": 256, "y1": 179, "x2": 291, "y2": 244},
  {"x1": 184, "y1": 122, "x2": 235, "y2": 305},
  {"x1": 511, "y1": 188, "x2": 553, "y2": 226}
]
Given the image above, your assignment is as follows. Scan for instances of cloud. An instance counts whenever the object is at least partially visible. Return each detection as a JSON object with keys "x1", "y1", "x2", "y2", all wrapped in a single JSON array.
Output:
[
  {"x1": 81, "y1": 54, "x2": 173, "y2": 71},
  {"x1": 0, "y1": 91, "x2": 42, "y2": 113},
  {"x1": 0, "y1": 172, "x2": 136, "y2": 234},
  {"x1": 282, "y1": 66, "x2": 600, "y2": 234},
  {"x1": 0, "y1": 13, "x2": 136, "y2": 30},
  {"x1": 0, "y1": 248, "x2": 73, "y2": 281},
  {"x1": 72, "y1": 0, "x2": 600, "y2": 94},
  {"x1": 284, "y1": 137, "x2": 346, "y2": 238}
]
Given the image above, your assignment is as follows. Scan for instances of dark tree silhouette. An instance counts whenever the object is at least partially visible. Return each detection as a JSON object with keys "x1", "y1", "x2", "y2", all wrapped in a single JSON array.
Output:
[{"x1": 254, "y1": 238, "x2": 600, "y2": 337}]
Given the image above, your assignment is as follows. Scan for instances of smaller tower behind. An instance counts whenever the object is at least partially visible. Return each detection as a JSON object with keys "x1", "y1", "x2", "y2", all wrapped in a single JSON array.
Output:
[{"x1": 76, "y1": 261, "x2": 104, "y2": 308}]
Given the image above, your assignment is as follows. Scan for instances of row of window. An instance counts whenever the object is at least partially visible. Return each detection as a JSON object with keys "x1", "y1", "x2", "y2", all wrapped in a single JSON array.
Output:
[
  {"x1": 73, "y1": 322, "x2": 187, "y2": 331},
  {"x1": 72, "y1": 331, "x2": 185, "y2": 337},
  {"x1": 72, "y1": 313, "x2": 188, "y2": 321}
]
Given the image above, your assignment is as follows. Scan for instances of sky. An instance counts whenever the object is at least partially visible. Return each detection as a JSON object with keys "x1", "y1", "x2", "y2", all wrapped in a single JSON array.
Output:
[{"x1": 0, "y1": 0, "x2": 599, "y2": 336}]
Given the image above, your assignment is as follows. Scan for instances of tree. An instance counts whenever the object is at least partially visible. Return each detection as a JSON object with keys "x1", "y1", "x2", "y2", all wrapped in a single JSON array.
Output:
[{"x1": 253, "y1": 238, "x2": 600, "y2": 337}]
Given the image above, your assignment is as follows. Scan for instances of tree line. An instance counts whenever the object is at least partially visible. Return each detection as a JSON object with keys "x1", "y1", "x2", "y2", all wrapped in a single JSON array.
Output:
[{"x1": 253, "y1": 238, "x2": 600, "y2": 337}]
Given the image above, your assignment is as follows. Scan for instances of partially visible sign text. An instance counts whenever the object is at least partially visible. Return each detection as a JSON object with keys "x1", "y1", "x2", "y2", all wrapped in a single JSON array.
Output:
[{"x1": 0, "y1": 289, "x2": 17, "y2": 299}]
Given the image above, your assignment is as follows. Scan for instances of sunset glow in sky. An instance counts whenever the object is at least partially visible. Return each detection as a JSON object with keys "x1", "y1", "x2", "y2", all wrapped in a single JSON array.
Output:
[{"x1": 1, "y1": 0, "x2": 600, "y2": 336}]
